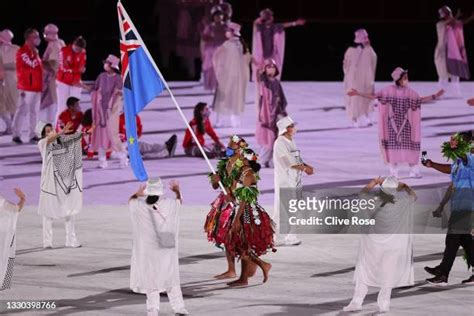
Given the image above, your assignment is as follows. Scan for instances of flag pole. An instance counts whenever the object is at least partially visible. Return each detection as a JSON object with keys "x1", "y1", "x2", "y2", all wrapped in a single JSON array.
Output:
[{"x1": 118, "y1": 2, "x2": 228, "y2": 195}]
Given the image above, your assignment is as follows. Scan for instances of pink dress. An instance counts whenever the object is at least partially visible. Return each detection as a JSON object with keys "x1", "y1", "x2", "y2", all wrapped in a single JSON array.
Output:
[
  {"x1": 376, "y1": 85, "x2": 421, "y2": 165},
  {"x1": 91, "y1": 72, "x2": 122, "y2": 151}
]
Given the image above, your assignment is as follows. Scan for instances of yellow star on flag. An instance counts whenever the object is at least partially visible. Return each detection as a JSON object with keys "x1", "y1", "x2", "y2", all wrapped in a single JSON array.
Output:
[{"x1": 128, "y1": 136, "x2": 135, "y2": 145}]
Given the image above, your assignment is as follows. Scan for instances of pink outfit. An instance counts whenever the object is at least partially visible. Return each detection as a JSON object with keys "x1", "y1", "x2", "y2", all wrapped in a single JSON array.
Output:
[
  {"x1": 91, "y1": 72, "x2": 122, "y2": 151},
  {"x1": 201, "y1": 22, "x2": 227, "y2": 90},
  {"x1": 376, "y1": 85, "x2": 421, "y2": 165},
  {"x1": 252, "y1": 22, "x2": 285, "y2": 80},
  {"x1": 445, "y1": 20, "x2": 470, "y2": 79}
]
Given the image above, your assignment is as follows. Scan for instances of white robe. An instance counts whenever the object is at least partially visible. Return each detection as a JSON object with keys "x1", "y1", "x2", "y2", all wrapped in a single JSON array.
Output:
[
  {"x1": 37, "y1": 135, "x2": 83, "y2": 219},
  {"x1": 129, "y1": 197, "x2": 181, "y2": 293},
  {"x1": 343, "y1": 45, "x2": 377, "y2": 120},
  {"x1": 354, "y1": 192, "x2": 415, "y2": 288},
  {"x1": 434, "y1": 20, "x2": 450, "y2": 80},
  {"x1": 0, "y1": 196, "x2": 18, "y2": 288},
  {"x1": 212, "y1": 38, "x2": 251, "y2": 115},
  {"x1": 272, "y1": 136, "x2": 303, "y2": 232}
]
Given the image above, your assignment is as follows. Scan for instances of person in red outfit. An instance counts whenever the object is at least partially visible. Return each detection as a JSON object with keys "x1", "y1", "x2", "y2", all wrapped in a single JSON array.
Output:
[
  {"x1": 55, "y1": 36, "x2": 86, "y2": 125},
  {"x1": 183, "y1": 102, "x2": 224, "y2": 158},
  {"x1": 57, "y1": 97, "x2": 83, "y2": 134},
  {"x1": 12, "y1": 28, "x2": 43, "y2": 144},
  {"x1": 119, "y1": 113, "x2": 177, "y2": 159}
]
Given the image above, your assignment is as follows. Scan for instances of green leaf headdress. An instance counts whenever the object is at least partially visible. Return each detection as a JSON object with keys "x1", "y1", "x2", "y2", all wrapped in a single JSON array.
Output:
[{"x1": 441, "y1": 133, "x2": 472, "y2": 161}]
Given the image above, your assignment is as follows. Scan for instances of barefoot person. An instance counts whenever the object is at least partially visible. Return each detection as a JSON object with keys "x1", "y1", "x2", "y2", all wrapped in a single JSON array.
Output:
[
  {"x1": 348, "y1": 67, "x2": 444, "y2": 178},
  {"x1": 422, "y1": 133, "x2": 474, "y2": 285},
  {"x1": 226, "y1": 148, "x2": 275, "y2": 286},
  {"x1": 37, "y1": 120, "x2": 93, "y2": 248},
  {"x1": 205, "y1": 135, "x2": 247, "y2": 280},
  {"x1": 344, "y1": 176, "x2": 416, "y2": 313},
  {"x1": 0, "y1": 188, "x2": 25, "y2": 291},
  {"x1": 273, "y1": 116, "x2": 314, "y2": 246},
  {"x1": 128, "y1": 178, "x2": 188, "y2": 316}
]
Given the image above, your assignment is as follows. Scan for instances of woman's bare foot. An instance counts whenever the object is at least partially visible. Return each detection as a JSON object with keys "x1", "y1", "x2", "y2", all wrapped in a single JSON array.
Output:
[
  {"x1": 214, "y1": 270, "x2": 237, "y2": 279},
  {"x1": 227, "y1": 278, "x2": 248, "y2": 287},
  {"x1": 262, "y1": 262, "x2": 272, "y2": 283}
]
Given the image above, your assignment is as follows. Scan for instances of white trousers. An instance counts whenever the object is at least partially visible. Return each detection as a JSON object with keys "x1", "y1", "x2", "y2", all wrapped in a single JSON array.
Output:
[
  {"x1": 349, "y1": 282, "x2": 392, "y2": 311},
  {"x1": 39, "y1": 103, "x2": 57, "y2": 125},
  {"x1": 12, "y1": 90, "x2": 41, "y2": 138},
  {"x1": 42, "y1": 215, "x2": 78, "y2": 247},
  {"x1": 438, "y1": 76, "x2": 461, "y2": 97},
  {"x1": 146, "y1": 286, "x2": 187, "y2": 314},
  {"x1": 55, "y1": 81, "x2": 81, "y2": 126}
]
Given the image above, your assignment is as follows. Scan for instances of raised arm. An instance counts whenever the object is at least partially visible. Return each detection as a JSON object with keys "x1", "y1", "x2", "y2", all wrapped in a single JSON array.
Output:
[
  {"x1": 169, "y1": 180, "x2": 182, "y2": 203},
  {"x1": 282, "y1": 19, "x2": 306, "y2": 28},
  {"x1": 347, "y1": 88, "x2": 377, "y2": 100},
  {"x1": 420, "y1": 89, "x2": 444, "y2": 103},
  {"x1": 14, "y1": 188, "x2": 26, "y2": 211}
]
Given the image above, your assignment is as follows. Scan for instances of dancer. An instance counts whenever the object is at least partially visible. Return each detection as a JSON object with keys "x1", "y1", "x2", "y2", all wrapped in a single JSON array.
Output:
[
  {"x1": 212, "y1": 22, "x2": 251, "y2": 128},
  {"x1": 183, "y1": 102, "x2": 224, "y2": 158},
  {"x1": 434, "y1": 6, "x2": 473, "y2": 98},
  {"x1": 55, "y1": 36, "x2": 86, "y2": 124},
  {"x1": 344, "y1": 176, "x2": 416, "y2": 313},
  {"x1": 273, "y1": 116, "x2": 314, "y2": 246},
  {"x1": 37, "y1": 120, "x2": 93, "y2": 248},
  {"x1": 11, "y1": 29, "x2": 43, "y2": 145},
  {"x1": 255, "y1": 59, "x2": 287, "y2": 168},
  {"x1": 226, "y1": 148, "x2": 275, "y2": 286},
  {"x1": 343, "y1": 28, "x2": 377, "y2": 128},
  {"x1": 40, "y1": 24, "x2": 65, "y2": 123},
  {"x1": 0, "y1": 29, "x2": 19, "y2": 135},
  {"x1": 348, "y1": 67, "x2": 444, "y2": 178},
  {"x1": 252, "y1": 8, "x2": 305, "y2": 80},
  {"x1": 0, "y1": 188, "x2": 25, "y2": 291},
  {"x1": 422, "y1": 132, "x2": 474, "y2": 285},
  {"x1": 201, "y1": 6, "x2": 227, "y2": 90},
  {"x1": 89, "y1": 54, "x2": 122, "y2": 169},
  {"x1": 205, "y1": 135, "x2": 248, "y2": 280},
  {"x1": 129, "y1": 178, "x2": 188, "y2": 316},
  {"x1": 57, "y1": 97, "x2": 83, "y2": 133}
]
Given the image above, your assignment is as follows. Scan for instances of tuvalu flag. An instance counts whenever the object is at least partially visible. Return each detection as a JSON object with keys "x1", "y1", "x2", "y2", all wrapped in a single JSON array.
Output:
[{"x1": 117, "y1": 1, "x2": 165, "y2": 181}]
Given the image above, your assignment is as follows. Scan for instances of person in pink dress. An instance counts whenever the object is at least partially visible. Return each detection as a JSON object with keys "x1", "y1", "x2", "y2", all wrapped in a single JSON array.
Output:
[
  {"x1": 348, "y1": 67, "x2": 444, "y2": 178},
  {"x1": 255, "y1": 59, "x2": 287, "y2": 168},
  {"x1": 89, "y1": 55, "x2": 122, "y2": 169},
  {"x1": 201, "y1": 6, "x2": 228, "y2": 90},
  {"x1": 251, "y1": 8, "x2": 305, "y2": 80}
]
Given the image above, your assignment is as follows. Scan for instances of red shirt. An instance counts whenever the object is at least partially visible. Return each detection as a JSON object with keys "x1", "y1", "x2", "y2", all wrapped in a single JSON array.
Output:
[
  {"x1": 182, "y1": 118, "x2": 220, "y2": 148},
  {"x1": 56, "y1": 45, "x2": 86, "y2": 86},
  {"x1": 119, "y1": 113, "x2": 142, "y2": 142},
  {"x1": 16, "y1": 44, "x2": 43, "y2": 92},
  {"x1": 57, "y1": 109, "x2": 84, "y2": 133}
]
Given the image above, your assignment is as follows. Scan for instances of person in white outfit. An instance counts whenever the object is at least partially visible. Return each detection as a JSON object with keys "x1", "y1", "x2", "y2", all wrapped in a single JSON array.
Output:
[
  {"x1": 273, "y1": 116, "x2": 314, "y2": 246},
  {"x1": 343, "y1": 28, "x2": 377, "y2": 128},
  {"x1": 344, "y1": 176, "x2": 416, "y2": 313},
  {"x1": 37, "y1": 121, "x2": 93, "y2": 248},
  {"x1": 0, "y1": 188, "x2": 25, "y2": 291},
  {"x1": 128, "y1": 178, "x2": 188, "y2": 316}
]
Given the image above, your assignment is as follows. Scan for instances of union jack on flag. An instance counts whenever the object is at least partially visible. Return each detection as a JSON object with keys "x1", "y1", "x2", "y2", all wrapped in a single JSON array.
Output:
[{"x1": 117, "y1": 1, "x2": 165, "y2": 181}]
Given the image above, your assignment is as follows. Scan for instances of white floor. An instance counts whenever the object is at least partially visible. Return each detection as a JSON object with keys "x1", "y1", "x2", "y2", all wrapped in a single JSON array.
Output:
[{"x1": 0, "y1": 82, "x2": 473, "y2": 315}]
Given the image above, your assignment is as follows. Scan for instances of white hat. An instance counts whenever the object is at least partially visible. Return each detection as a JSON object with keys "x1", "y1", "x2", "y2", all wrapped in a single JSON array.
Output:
[
  {"x1": 391, "y1": 67, "x2": 407, "y2": 82},
  {"x1": 354, "y1": 28, "x2": 369, "y2": 44},
  {"x1": 144, "y1": 177, "x2": 164, "y2": 196},
  {"x1": 381, "y1": 176, "x2": 399, "y2": 195},
  {"x1": 43, "y1": 23, "x2": 59, "y2": 41},
  {"x1": 36, "y1": 120, "x2": 51, "y2": 137},
  {"x1": 104, "y1": 54, "x2": 120, "y2": 71},
  {"x1": 228, "y1": 22, "x2": 241, "y2": 37},
  {"x1": 277, "y1": 116, "x2": 295, "y2": 136}
]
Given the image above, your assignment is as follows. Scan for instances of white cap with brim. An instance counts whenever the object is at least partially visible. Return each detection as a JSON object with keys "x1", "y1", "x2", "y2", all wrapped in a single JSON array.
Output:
[
  {"x1": 277, "y1": 116, "x2": 295, "y2": 136},
  {"x1": 144, "y1": 177, "x2": 164, "y2": 196},
  {"x1": 36, "y1": 121, "x2": 50, "y2": 138},
  {"x1": 381, "y1": 176, "x2": 399, "y2": 195}
]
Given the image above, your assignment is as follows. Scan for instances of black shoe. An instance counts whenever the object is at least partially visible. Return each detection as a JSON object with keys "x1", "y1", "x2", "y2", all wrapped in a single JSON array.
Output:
[
  {"x1": 424, "y1": 266, "x2": 443, "y2": 276},
  {"x1": 30, "y1": 136, "x2": 40, "y2": 143},
  {"x1": 426, "y1": 274, "x2": 448, "y2": 286},
  {"x1": 165, "y1": 134, "x2": 177, "y2": 157},
  {"x1": 461, "y1": 275, "x2": 474, "y2": 284},
  {"x1": 12, "y1": 136, "x2": 23, "y2": 144}
]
